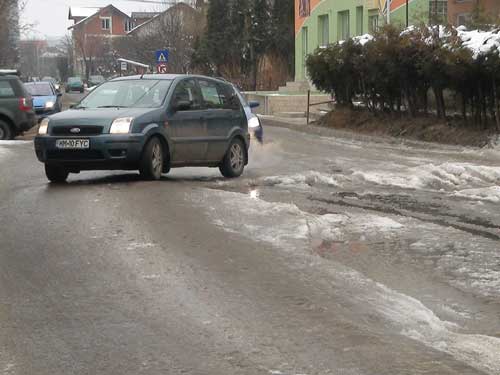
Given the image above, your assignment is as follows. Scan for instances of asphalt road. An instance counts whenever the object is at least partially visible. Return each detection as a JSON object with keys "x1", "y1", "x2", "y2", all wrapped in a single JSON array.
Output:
[{"x1": 1, "y1": 121, "x2": 500, "y2": 375}]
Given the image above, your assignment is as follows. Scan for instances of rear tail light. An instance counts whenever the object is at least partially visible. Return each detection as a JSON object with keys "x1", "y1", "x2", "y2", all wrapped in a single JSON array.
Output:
[{"x1": 19, "y1": 98, "x2": 32, "y2": 112}]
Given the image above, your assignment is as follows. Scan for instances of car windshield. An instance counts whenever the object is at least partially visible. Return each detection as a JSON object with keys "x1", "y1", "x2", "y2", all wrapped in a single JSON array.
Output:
[
  {"x1": 68, "y1": 77, "x2": 81, "y2": 83},
  {"x1": 77, "y1": 79, "x2": 172, "y2": 109},
  {"x1": 25, "y1": 83, "x2": 53, "y2": 96}
]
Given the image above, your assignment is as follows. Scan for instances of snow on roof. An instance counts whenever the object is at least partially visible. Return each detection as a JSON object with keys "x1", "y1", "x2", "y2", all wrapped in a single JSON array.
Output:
[{"x1": 69, "y1": 7, "x2": 101, "y2": 19}]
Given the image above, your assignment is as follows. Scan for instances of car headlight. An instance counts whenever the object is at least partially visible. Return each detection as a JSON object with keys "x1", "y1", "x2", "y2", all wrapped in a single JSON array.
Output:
[
  {"x1": 110, "y1": 117, "x2": 133, "y2": 134},
  {"x1": 38, "y1": 118, "x2": 49, "y2": 135},
  {"x1": 248, "y1": 116, "x2": 260, "y2": 129},
  {"x1": 45, "y1": 101, "x2": 54, "y2": 109}
]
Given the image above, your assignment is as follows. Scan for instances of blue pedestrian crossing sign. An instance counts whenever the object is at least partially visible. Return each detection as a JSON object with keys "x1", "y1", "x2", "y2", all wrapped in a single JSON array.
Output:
[{"x1": 155, "y1": 50, "x2": 169, "y2": 64}]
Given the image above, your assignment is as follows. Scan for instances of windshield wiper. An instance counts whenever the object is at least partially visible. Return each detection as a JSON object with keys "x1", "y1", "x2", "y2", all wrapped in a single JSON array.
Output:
[{"x1": 97, "y1": 105, "x2": 127, "y2": 108}]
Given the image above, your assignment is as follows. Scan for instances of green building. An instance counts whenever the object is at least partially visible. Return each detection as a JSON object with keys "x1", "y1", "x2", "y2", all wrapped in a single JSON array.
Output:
[{"x1": 295, "y1": 0, "x2": 438, "y2": 81}]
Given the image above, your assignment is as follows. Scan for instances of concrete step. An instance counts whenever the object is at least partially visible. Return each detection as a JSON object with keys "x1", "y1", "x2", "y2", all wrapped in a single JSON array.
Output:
[{"x1": 278, "y1": 80, "x2": 311, "y2": 93}]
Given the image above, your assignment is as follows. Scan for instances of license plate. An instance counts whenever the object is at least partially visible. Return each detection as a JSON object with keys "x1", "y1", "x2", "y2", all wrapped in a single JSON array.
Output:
[{"x1": 55, "y1": 139, "x2": 90, "y2": 149}]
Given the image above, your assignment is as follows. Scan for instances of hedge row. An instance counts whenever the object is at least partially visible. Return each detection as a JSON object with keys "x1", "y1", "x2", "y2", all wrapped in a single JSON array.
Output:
[{"x1": 306, "y1": 25, "x2": 500, "y2": 130}]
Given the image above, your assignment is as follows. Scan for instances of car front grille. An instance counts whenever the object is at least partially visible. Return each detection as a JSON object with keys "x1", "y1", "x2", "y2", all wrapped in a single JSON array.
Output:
[
  {"x1": 51, "y1": 126, "x2": 103, "y2": 136},
  {"x1": 47, "y1": 150, "x2": 104, "y2": 160}
]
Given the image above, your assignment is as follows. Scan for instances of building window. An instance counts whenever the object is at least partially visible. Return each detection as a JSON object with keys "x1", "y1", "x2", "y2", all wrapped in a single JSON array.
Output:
[
  {"x1": 318, "y1": 15, "x2": 329, "y2": 47},
  {"x1": 124, "y1": 20, "x2": 135, "y2": 32},
  {"x1": 356, "y1": 7, "x2": 363, "y2": 36},
  {"x1": 368, "y1": 11, "x2": 379, "y2": 33},
  {"x1": 429, "y1": 0, "x2": 447, "y2": 24},
  {"x1": 101, "y1": 17, "x2": 111, "y2": 30},
  {"x1": 457, "y1": 13, "x2": 471, "y2": 26},
  {"x1": 338, "y1": 11, "x2": 350, "y2": 41}
]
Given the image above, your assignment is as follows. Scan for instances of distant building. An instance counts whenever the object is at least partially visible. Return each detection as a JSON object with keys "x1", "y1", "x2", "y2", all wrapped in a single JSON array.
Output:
[
  {"x1": 127, "y1": 3, "x2": 202, "y2": 38},
  {"x1": 68, "y1": 4, "x2": 157, "y2": 77},
  {"x1": 448, "y1": 0, "x2": 500, "y2": 26}
]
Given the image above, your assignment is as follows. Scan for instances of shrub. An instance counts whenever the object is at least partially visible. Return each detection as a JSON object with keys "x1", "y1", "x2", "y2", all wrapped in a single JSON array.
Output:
[{"x1": 306, "y1": 25, "x2": 500, "y2": 130}]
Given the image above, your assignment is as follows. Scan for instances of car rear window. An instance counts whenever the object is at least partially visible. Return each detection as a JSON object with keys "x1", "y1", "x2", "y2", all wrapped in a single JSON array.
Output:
[
  {"x1": 25, "y1": 83, "x2": 53, "y2": 96},
  {"x1": 0, "y1": 81, "x2": 15, "y2": 98}
]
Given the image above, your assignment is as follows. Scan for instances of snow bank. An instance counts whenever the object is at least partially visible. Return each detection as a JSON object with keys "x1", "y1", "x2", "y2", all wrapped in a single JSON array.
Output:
[
  {"x1": 261, "y1": 171, "x2": 340, "y2": 189},
  {"x1": 352, "y1": 162, "x2": 500, "y2": 194},
  {"x1": 454, "y1": 186, "x2": 500, "y2": 203}
]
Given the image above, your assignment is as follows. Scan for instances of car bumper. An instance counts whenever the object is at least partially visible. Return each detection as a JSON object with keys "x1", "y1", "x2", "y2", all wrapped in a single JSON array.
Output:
[
  {"x1": 34, "y1": 134, "x2": 146, "y2": 169},
  {"x1": 18, "y1": 112, "x2": 37, "y2": 132}
]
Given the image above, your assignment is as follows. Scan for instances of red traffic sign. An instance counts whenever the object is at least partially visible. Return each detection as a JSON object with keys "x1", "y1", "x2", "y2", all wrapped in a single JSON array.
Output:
[{"x1": 157, "y1": 64, "x2": 168, "y2": 74}]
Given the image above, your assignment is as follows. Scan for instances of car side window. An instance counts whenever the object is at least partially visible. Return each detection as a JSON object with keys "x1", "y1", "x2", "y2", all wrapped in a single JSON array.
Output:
[
  {"x1": 0, "y1": 81, "x2": 15, "y2": 98},
  {"x1": 218, "y1": 83, "x2": 241, "y2": 111},
  {"x1": 199, "y1": 79, "x2": 223, "y2": 109},
  {"x1": 171, "y1": 79, "x2": 201, "y2": 111}
]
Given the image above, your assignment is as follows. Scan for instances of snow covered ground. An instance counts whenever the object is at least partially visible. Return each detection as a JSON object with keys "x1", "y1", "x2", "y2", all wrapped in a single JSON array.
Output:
[{"x1": 198, "y1": 125, "x2": 500, "y2": 374}]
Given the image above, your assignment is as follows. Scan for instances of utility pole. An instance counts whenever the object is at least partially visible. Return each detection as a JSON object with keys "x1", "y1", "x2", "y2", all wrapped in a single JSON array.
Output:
[{"x1": 386, "y1": 0, "x2": 390, "y2": 25}]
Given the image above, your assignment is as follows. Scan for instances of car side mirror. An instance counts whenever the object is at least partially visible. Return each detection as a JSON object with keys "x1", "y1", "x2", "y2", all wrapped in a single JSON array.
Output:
[
  {"x1": 175, "y1": 100, "x2": 192, "y2": 111},
  {"x1": 249, "y1": 101, "x2": 260, "y2": 109}
]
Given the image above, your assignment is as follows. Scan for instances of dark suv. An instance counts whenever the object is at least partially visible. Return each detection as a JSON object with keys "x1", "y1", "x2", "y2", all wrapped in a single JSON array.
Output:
[
  {"x1": 0, "y1": 75, "x2": 37, "y2": 140},
  {"x1": 34, "y1": 74, "x2": 250, "y2": 182}
]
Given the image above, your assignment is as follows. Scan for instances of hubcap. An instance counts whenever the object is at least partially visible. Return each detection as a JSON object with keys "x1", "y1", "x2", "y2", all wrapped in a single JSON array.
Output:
[
  {"x1": 230, "y1": 143, "x2": 243, "y2": 171},
  {"x1": 151, "y1": 143, "x2": 163, "y2": 176}
]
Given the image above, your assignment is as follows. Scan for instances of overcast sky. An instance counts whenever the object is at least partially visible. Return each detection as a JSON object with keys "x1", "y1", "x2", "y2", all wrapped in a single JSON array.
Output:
[{"x1": 22, "y1": 0, "x2": 168, "y2": 39}]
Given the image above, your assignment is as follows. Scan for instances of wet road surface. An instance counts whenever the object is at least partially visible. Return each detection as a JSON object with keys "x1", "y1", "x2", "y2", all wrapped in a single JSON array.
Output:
[{"x1": 1, "y1": 124, "x2": 499, "y2": 374}]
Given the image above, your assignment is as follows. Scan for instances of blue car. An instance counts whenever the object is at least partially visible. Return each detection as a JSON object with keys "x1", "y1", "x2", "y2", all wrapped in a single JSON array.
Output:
[
  {"x1": 24, "y1": 81, "x2": 62, "y2": 121},
  {"x1": 233, "y1": 86, "x2": 263, "y2": 144}
]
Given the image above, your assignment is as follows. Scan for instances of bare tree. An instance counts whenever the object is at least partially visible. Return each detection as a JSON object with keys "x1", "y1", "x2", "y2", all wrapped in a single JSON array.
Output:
[{"x1": 114, "y1": 4, "x2": 205, "y2": 74}]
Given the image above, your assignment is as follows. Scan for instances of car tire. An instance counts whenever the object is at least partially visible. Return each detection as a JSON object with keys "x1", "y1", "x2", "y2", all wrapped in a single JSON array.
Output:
[
  {"x1": 80, "y1": 88, "x2": 84, "y2": 93},
  {"x1": 45, "y1": 164, "x2": 69, "y2": 183},
  {"x1": 139, "y1": 137, "x2": 163, "y2": 180},
  {"x1": 0, "y1": 119, "x2": 13, "y2": 140},
  {"x1": 219, "y1": 138, "x2": 245, "y2": 178}
]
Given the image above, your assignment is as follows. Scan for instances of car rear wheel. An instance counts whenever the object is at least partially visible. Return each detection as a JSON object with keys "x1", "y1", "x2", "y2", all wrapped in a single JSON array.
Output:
[
  {"x1": 219, "y1": 138, "x2": 245, "y2": 178},
  {"x1": 0, "y1": 120, "x2": 13, "y2": 140},
  {"x1": 45, "y1": 164, "x2": 69, "y2": 183},
  {"x1": 139, "y1": 137, "x2": 163, "y2": 180}
]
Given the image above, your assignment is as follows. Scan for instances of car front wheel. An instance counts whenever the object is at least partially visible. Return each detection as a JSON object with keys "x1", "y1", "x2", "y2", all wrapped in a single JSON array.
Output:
[
  {"x1": 139, "y1": 137, "x2": 163, "y2": 180},
  {"x1": 45, "y1": 164, "x2": 69, "y2": 183},
  {"x1": 219, "y1": 138, "x2": 245, "y2": 178}
]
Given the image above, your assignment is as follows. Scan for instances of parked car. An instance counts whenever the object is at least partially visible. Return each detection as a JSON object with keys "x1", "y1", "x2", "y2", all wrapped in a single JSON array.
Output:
[
  {"x1": 42, "y1": 76, "x2": 61, "y2": 92},
  {"x1": 34, "y1": 74, "x2": 250, "y2": 182},
  {"x1": 88, "y1": 75, "x2": 105, "y2": 88},
  {"x1": 24, "y1": 81, "x2": 62, "y2": 121},
  {"x1": 65, "y1": 77, "x2": 84, "y2": 93},
  {"x1": 0, "y1": 74, "x2": 36, "y2": 140}
]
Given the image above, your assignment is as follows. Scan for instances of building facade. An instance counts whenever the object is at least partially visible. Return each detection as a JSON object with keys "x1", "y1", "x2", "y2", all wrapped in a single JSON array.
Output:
[
  {"x1": 448, "y1": 0, "x2": 500, "y2": 26},
  {"x1": 295, "y1": 0, "x2": 500, "y2": 81}
]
